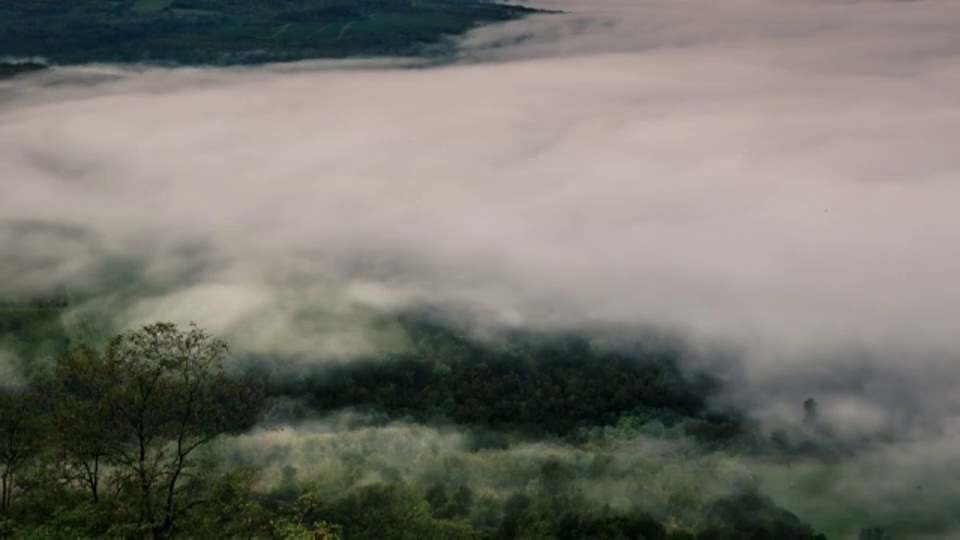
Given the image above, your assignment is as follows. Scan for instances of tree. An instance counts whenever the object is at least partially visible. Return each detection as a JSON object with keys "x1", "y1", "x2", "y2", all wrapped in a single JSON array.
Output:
[
  {"x1": 0, "y1": 389, "x2": 44, "y2": 518},
  {"x1": 267, "y1": 491, "x2": 342, "y2": 540},
  {"x1": 41, "y1": 344, "x2": 118, "y2": 505},
  {"x1": 48, "y1": 322, "x2": 263, "y2": 538}
]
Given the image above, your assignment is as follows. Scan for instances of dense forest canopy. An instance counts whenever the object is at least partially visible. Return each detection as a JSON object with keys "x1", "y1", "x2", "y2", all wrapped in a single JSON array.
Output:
[
  {"x1": 3, "y1": 0, "x2": 955, "y2": 535},
  {"x1": 0, "y1": 0, "x2": 545, "y2": 71},
  {"x1": 0, "y1": 301, "x2": 895, "y2": 538},
  {"x1": 258, "y1": 314, "x2": 747, "y2": 446}
]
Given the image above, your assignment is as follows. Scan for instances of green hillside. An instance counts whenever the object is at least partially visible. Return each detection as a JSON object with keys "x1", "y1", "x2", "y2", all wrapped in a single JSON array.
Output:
[{"x1": 0, "y1": 0, "x2": 544, "y2": 71}]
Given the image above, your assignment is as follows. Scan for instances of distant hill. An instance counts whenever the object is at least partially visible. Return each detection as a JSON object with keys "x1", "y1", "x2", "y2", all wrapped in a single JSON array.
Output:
[{"x1": 0, "y1": 0, "x2": 546, "y2": 72}]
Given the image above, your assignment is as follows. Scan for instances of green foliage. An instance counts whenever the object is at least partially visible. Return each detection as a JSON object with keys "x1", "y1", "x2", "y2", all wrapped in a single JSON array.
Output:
[
  {"x1": 35, "y1": 323, "x2": 264, "y2": 537},
  {"x1": 0, "y1": 0, "x2": 545, "y2": 67},
  {"x1": 697, "y1": 492, "x2": 827, "y2": 540},
  {"x1": 267, "y1": 492, "x2": 342, "y2": 540},
  {"x1": 0, "y1": 315, "x2": 832, "y2": 539},
  {"x1": 0, "y1": 323, "x2": 267, "y2": 538},
  {"x1": 266, "y1": 316, "x2": 745, "y2": 446}
]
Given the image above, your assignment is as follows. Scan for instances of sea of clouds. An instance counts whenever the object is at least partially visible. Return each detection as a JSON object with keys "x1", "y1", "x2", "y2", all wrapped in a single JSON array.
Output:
[{"x1": 2, "y1": 0, "x2": 959, "y2": 475}]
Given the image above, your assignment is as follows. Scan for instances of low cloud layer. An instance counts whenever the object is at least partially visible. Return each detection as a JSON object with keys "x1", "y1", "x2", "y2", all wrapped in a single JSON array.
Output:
[
  {"x1": 227, "y1": 412, "x2": 960, "y2": 539},
  {"x1": 2, "y1": 0, "x2": 960, "y2": 438},
  {"x1": 230, "y1": 413, "x2": 754, "y2": 522}
]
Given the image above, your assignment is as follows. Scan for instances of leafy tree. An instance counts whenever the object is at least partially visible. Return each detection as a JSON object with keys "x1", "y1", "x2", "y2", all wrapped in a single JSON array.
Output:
[
  {"x1": 267, "y1": 491, "x2": 342, "y2": 540},
  {"x1": 40, "y1": 344, "x2": 117, "y2": 504},
  {"x1": 329, "y1": 483, "x2": 432, "y2": 540},
  {"x1": 46, "y1": 323, "x2": 263, "y2": 538},
  {"x1": 0, "y1": 313, "x2": 832, "y2": 540}
]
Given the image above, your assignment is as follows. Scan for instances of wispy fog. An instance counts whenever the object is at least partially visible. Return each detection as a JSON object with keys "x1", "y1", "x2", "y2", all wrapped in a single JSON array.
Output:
[
  {"x1": 2, "y1": 0, "x2": 959, "y2": 488},
  {"x1": 229, "y1": 413, "x2": 754, "y2": 519},
  {"x1": 227, "y1": 412, "x2": 960, "y2": 539}
]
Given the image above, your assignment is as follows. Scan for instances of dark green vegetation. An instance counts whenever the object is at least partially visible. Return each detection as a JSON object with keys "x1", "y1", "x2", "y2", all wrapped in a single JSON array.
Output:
[
  {"x1": 0, "y1": 297, "x2": 69, "y2": 383},
  {"x1": 263, "y1": 315, "x2": 748, "y2": 447},
  {"x1": 0, "y1": 61, "x2": 46, "y2": 80},
  {"x1": 0, "y1": 0, "x2": 543, "y2": 71},
  {"x1": 0, "y1": 323, "x2": 268, "y2": 538},
  {"x1": 0, "y1": 298, "x2": 841, "y2": 539}
]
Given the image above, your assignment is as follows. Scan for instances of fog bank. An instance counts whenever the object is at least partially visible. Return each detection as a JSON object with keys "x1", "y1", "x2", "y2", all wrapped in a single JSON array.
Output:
[{"x1": 2, "y1": 0, "x2": 959, "y2": 438}]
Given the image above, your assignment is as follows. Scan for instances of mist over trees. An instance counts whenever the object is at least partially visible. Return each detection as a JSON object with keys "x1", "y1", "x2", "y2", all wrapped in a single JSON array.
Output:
[
  {"x1": 0, "y1": 315, "x2": 846, "y2": 539},
  {"x1": 259, "y1": 315, "x2": 747, "y2": 447},
  {"x1": 0, "y1": 323, "x2": 263, "y2": 538},
  {"x1": 2, "y1": 0, "x2": 957, "y2": 536}
]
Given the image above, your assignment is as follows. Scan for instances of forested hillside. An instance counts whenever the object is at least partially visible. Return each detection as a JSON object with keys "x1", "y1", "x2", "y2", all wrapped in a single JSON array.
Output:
[
  {"x1": 0, "y1": 0, "x2": 543, "y2": 71},
  {"x1": 261, "y1": 315, "x2": 747, "y2": 447},
  {"x1": 0, "y1": 302, "x2": 846, "y2": 539}
]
